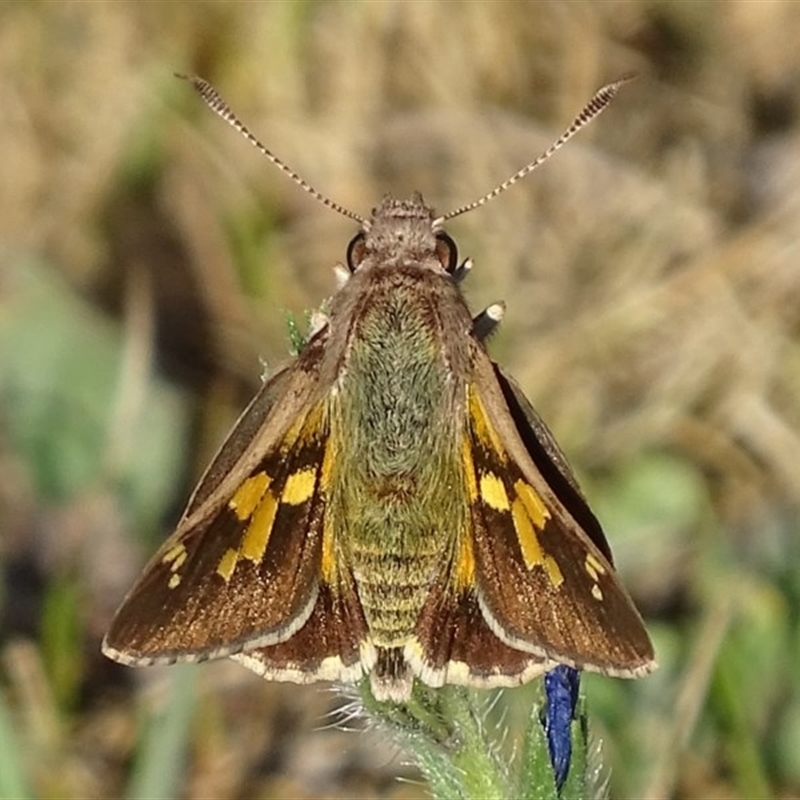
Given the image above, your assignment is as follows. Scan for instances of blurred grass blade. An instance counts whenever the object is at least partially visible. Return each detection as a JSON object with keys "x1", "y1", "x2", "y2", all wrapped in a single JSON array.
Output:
[
  {"x1": 0, "y1": 688, "x2": 31, "y2": 800},
  {"x1": 126, "y1": 665, "x2": 198, "y2": 800}
]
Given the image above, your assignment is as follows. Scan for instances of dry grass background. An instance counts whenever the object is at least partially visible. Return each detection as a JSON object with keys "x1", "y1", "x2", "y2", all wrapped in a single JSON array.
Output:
[{"x1": 1, "y1": 2, "x2": 800, "y2": 798}]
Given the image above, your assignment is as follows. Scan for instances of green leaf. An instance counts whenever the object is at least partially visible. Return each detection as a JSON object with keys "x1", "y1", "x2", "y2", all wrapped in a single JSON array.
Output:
[{"x1": 125, "y1": 666, "x2": 198, "y2": 800}]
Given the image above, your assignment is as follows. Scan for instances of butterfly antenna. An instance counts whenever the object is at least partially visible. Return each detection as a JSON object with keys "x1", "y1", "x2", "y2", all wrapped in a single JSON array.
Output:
[
  {"x1": 179, "y1": 74, "x2": 366, "y2": 226},
  {"x1": 436, "y1": 74, "x2": 636, "y2": 225}
]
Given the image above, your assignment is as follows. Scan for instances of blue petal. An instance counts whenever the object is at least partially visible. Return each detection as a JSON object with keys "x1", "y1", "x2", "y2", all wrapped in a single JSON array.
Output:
[{"x1": 543, "y1": 665, "x2": 581, "y2": 792}]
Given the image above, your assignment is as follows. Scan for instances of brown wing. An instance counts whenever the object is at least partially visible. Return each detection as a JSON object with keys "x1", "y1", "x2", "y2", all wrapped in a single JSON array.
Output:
[
  {"x1": 232, "y1": 577, "x2": 370, "y2": 685},
  {"x1": 103, "y1": 334, "x2": 334, "y2": 666},
  {"x1": 408, "y1": 580, "x2": 547, "y2": 689},
  {"x1": 464, "y1": 354, "x2": 655, "y2": 677},
  {"x1": 494, "y1": 364, "x2": 613, "y2": 562}
]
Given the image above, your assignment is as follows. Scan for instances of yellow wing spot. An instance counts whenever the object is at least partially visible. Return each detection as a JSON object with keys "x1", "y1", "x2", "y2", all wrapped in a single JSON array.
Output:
[
  {"x1": 514, "y1": 480, "x2": 550, "y2": 528},
  {"x1": 544, "y1": 555, "x2": 564, "y2": 588},
  {"x1": 281, "y1": 401, "x2": 325, "y2": 454},
  {"x1": 454, "y1": 530, "x2": 475, "y2": 590},
  {"x1": 461, "y1": 437, "x2": 478, "y2": 502},
  {"x1": 511, "y1": 494, "x2": 563, "y2": 587},
  {"x1": 161, "y1": 543, "x2": 187, "y2": 568},
  {"x1": 321, "y1": 516, "x2": 336, "y2": 584},
  {"x1": 584, "y1": 552, "x2": 607, "y2": 582},
  {"x1": 168, "y1": 573, "x2": 181, "y2": 590},
  {"x1": 479, "y1": 472, "x2": 510, "y2": 511},
  {"x1": 511, "y1": 496, "x2": 545, "y2": 569},
  {"x1": 282, "y1": 467, "x2": 317, "y2": 505},
  {"x1": 300, "y1": 402, "x2": 325, "y2": 439},
  {"x1": 279, "y1": 410, "x2": 310, "y2": 453},
  {"x1": 229, "y1": 472, "x2": 271, "y2": 521},
  {"x1": 239, "y1": 491, "x2": 278, "y2": 564},
  {"x1": 319, "y1": 434, "x2": 338, "y2": 583},
  {"x1": 591, "y1": 584, "x2": 603, "y2": 601},
  {"x1": 171, "y1": 554, "x2": 187, "y2": 574},
  {"x1": 240, "y1": 490, "x2": 278, "y2": 563},
  {"x1": 321, "y1": 437, "x2": 337, "y2": 492},
  {"x1": 216, "y1": 547, "x2": 239, "y2": 582},
  {"x1": 468, "y1": 386, "x2": 506, "y2": 461}
]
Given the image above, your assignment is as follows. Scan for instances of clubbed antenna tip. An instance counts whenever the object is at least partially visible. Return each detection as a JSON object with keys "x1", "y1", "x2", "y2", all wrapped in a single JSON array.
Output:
[
  {"x1": 435, "y1": 74, "x2": 637, "y2": 225},
  {"x1": 176, "y1": 73, "x2": 366, "y2": 226}
]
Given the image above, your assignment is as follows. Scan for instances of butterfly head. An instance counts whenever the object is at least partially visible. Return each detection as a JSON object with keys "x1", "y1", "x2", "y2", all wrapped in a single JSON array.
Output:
[{"x1": 346, "y1": 193, "x2": 458, "y2": 276}]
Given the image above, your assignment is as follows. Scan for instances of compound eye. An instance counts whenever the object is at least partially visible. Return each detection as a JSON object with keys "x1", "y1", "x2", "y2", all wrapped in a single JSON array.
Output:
[
  {"x1": 346, "y1": 233, "x2": 367, "y2": 272},
  {"x1": 434, "y1": 232, "x2": 458, "y2": 273}
]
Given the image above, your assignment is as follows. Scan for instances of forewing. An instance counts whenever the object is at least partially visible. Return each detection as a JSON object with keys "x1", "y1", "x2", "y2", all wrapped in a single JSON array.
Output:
[
  {"x1": 494, "y1": 365, "x2": 613, "y2": 561},
  {"x1": 103, "y1": 338, "x2": 334, "y2": 666},
  {"x1": 465, "y1": 354, "x2": 655, "y2": 676}
]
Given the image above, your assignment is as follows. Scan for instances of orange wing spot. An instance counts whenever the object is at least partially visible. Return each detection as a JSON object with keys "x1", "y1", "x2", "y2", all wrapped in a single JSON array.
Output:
[
  {"x1": 511, "y1": 496, "x2": 545, "y2": 569},
  {"x1": 240, "y1": 489, "x2": 278, "y2": 562},
  {"x1": 228, "y1": 472, "x2": 271, "y2": 521}
]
